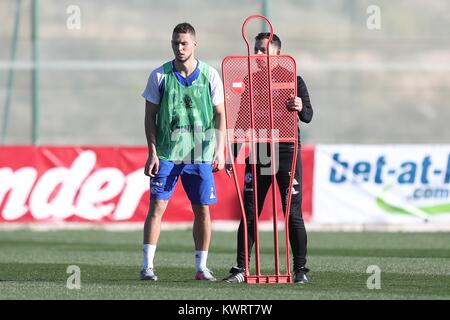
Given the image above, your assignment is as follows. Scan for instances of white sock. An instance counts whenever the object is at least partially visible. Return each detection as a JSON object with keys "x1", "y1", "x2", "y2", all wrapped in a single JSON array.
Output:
[
  {"x1": 195, "y1": 250, "x2": 208, "y2": 272},
  {"x1": 142, "y1": 244, "x2": 157, "y2": 269}
]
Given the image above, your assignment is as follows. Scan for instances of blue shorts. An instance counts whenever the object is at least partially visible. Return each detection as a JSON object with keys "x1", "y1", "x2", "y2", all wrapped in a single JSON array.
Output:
[{"x1": 150, "y1": 160, "x2": 217, "y2": 205}]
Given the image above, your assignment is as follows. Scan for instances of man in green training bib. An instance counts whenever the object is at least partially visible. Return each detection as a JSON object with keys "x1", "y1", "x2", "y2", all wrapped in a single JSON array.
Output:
[{"x1": 140, "y1": 22, "x2": 226, "y2": 281}]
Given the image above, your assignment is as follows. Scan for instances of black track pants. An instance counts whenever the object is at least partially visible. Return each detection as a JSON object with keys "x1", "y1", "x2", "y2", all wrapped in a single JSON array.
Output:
[{"x1": 236, "y1": 145, "x2": 308, "y2": 271}]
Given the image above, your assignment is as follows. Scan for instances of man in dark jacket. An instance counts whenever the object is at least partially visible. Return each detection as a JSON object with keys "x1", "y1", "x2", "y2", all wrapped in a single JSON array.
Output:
[{"x1": 224, "y1": 33, "x2": 313, "y2": 284}]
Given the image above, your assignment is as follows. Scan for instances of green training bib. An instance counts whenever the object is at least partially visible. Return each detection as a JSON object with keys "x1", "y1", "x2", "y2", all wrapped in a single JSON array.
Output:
[{"x1": 156, "y1": 61, "x2": 215, "y2": 162}]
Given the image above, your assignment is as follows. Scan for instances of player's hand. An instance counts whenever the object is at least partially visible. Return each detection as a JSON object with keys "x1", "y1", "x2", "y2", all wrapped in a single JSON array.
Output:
[
  {"x1": 287, "y1": 96, "x2": 303, "y2": 112},
  {"x1": 212, "y1": 152, "x2": 225, "y2": 172},
  {"x1": 145, "y1": 154, "x2": 159, "y2": 177},
  {"x1": 225, "y1": 163, "x2": 233, "y2": 177}
]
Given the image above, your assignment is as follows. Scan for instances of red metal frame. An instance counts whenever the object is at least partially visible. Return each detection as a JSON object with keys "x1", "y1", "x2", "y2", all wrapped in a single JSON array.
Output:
[{"x1": 222, "y1": 15, "x2": 298, "y2": 284}]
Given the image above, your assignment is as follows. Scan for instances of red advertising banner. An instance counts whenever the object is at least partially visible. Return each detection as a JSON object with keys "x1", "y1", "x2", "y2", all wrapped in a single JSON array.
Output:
[{"x1": 0, "y1": 146, "x2": 314, "y2": 223}]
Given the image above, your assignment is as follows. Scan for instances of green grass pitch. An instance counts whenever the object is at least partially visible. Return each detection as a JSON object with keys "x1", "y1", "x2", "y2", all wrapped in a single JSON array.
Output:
[{"x1": 0, "y1": 229, "x2": 449, "y2": 299}]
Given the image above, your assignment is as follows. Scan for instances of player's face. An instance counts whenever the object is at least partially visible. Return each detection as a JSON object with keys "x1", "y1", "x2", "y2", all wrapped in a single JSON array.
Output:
[
  {"x1": 171, "y1": 33, "x2": 196, "y2": 63},
  {"x1": 254, "y1": 39, "x2": 280, "y2": 55}
]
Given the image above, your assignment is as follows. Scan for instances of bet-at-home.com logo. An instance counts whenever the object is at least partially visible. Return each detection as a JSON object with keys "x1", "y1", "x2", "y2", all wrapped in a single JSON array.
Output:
[{"x1": 329, "y1": 153, "x2": 450, "y2": 218}]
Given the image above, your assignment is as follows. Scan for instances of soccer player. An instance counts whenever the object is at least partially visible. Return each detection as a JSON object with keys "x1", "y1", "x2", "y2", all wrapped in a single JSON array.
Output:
[
  {"x1": 223, "y1": 33, "x2": 313, "y2": 284},
  {"x1": 140, "y1": 22, "x2": 225, "y2": 281}
]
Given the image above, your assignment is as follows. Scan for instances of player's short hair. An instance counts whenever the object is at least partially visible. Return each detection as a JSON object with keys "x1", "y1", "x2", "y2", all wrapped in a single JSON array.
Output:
[
  {"x1": 173, "y1": 22, "x2": 196, "y2": 37},
  {"x1": 255, "y1": 32, "x2": 282, "y2": 49}
]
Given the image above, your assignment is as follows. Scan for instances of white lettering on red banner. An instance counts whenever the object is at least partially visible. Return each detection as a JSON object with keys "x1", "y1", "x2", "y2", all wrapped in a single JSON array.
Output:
[{"x1": 0, "y1": 150, "x2": 148, "y2": 222}]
